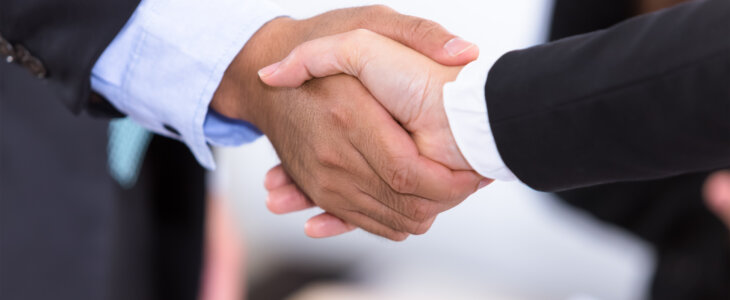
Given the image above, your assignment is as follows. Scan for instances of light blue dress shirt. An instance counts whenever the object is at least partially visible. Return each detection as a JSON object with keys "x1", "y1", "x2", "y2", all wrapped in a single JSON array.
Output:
[{"x1": 91, "y1": 0, "x2": 283, "y2": 169}]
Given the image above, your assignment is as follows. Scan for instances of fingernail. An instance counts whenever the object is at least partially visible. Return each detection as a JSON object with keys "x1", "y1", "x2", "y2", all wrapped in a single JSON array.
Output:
[
  {"x1": 258, "y1": 62, "x2": 282, "y2": 78},
  {"x1": 478, "y1": 179, "x2": 491, "y2": 190},
  {"x1": 444, "y1": 37, "x2": 475, "y2": 57}
]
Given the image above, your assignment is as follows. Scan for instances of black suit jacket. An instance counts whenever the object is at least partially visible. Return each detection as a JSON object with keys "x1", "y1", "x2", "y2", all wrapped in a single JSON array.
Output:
[
  {"x1": 486, "y1": 0, "x2": 730, "y2": 191},
  {"x1": 1, "y1": 0, "x2": 140, "y2": 114},
  {"x1": 544, "y1": 1, "x2": 730, "y2": 299},
  {"x1": 2, "y1": 2, "x2": 205, "y2": 300}
]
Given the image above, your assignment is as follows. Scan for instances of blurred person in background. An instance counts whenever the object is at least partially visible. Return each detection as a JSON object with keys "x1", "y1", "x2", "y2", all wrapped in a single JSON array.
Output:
[{"x1": 551, "y1": 1, "x2": 730, "y2": 299}]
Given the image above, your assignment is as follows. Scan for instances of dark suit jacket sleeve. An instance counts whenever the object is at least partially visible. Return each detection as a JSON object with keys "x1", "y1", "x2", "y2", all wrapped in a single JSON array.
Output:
[
  {"x1": 2, "y1": 0, "x2": 141, "y2": 114},
  {"x1": 484, "y1": 0, "x2": 730, "y2": 192}
]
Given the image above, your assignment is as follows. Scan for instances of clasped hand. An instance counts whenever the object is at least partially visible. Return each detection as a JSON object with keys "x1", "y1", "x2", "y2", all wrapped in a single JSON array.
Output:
[{"x1": 211, "y1": 6, "x2": 490, "y2": 241}]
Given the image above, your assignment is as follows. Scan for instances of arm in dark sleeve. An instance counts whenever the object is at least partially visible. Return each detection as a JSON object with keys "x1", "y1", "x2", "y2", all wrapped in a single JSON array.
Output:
[
  {"x1": 1, "y1": 0, "x2": 140, "y2": 114},
  {"x1": 485, "y1": 0, "x2": 730, "y2": 191}
]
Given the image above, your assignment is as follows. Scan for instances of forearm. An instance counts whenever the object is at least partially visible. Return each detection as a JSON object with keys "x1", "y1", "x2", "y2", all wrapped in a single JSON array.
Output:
[
  {"x1": 211, "y1": 17, "x2": 305, "y2": 128},
  {"x1": 486, "y1": 0, "x2": 730, "y2": 191},
  {"x1": 92, "y1": 0, "x2": 284, "y2": 168}
]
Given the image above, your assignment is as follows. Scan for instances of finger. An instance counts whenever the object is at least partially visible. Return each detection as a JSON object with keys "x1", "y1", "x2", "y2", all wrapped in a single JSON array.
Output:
[
  {"x1": 418, "y1": 217, "x2": 437, "y2": 236},
  {"x1": 267, "y1": 180, "x2": 427, "y2": 234},
  {"x1": 270, "y1": 144, "x2": 428, "y2": 234},
  {"x1": 301, "y1": 178, "x2": 415, "y2": 239},
  {"x1": 258, "y1": 30, "x2": 365, "y2": 88},
  {"x1": 358, "y1": 5, "x2": 479, "y2": 66},
  {"x1": 264, "y1": 164, "x2": 293, "y2": 190},
  {"x1": 353, "y1": 187, "x2": 436, "y2": 235},
  {"x1": 338, "y1": 209, "x2": 410, "y2": 242},
  {"x1": 266, "y1": 184, "x2": 315, "y2": 214},
  {"x1": 704, "y1": 170, "x2": 730, "y2": 226},
  {"x1": 304, "y1": 213, "x2": 357, "y2": 238},
  {"x1": 309, "y1": 160, "x2": 437, "y2": 235},
  {"x1": 259, "y1": 29, "x2": 447, "y2": 94},
  {"x1": 259, "y1": 30, "x2": 471, "y2": 130},
  {"x1": 349, "y1": 93, "x2": 484, "y2": 205}
]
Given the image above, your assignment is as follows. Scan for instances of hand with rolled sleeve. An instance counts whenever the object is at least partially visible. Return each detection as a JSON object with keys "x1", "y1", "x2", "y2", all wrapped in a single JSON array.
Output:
[
  {"x1": 92, "y1": 0, "x2": 281, "y2": 168},
  {"x1": 91, "y1": 0, "x2": 487, "y2": 240}
]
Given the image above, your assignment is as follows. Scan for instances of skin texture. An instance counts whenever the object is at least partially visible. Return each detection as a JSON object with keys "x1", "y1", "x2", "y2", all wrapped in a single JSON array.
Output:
[
  {"x1": 259, "y1": 30, "x2": 493, "y2": 238},
  {"x1": 260, "y1": 30, "x2": 473, "y2": 171},
  {"x1": 210, "y1": 6, "x2": 483, "y2": 241}
]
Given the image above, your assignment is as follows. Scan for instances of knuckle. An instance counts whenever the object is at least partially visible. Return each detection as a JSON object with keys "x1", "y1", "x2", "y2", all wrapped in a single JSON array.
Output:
[
  {"x1": 410, "y1": 18, "x2": 443, "y2": 41},
  {"x1": 387, "y1": 163, "x2": 416, "y2": 194},
  {"x1": 340, "y1": 29, "x2": 370, "y2": 56},
  {"x1": 341, "y1": 29, "x2": 377, "y2": 60},
  {"x1": 287, "y1": 44, "x2": 307, "y2": 63},
  {"x1": 349, "y1": 28, "x2": 375, "y2": 39},
  {"x1": 308, "y1": 171, "x2": 339, "y2": 201},
  {"x1": 325, "y1": 104, "x2": 354, "y2": 129},
  {"x1": 312, "y1": 190, "x2": 347, "y2": 214},
  {"x1": 411, "y1": 202, "x2": 436, "y2": 222},
  {"x1": 412, "y1": 220, "x2": 433, "y2": 236},
  {"x1": 398, "y1": 216, "x2": 427, "y2": 236},
  {"x1": 387, "y1": 232, "x2": 409, "y2": 242},
  {"x1": 443, "y1": 188, "x2": 460, "y2": 205},
  {"x1": 314, "y1": 147, "x2": 342, "y2": 169},
  {"x1": 446, "y1": 185, "x2": 471, "y2": 205},
  {"x1": 388, "y1": 216, "x2": 411, "y2": 233},
  {"x1": 375, "y1": 183, "x2": 400, "y2": 211},
  {"x1": 366, "y1": 4, "x2": 395, "y2": 15},
  {"x1": 319, "y1": 179, "x2": 339, "y2": 196},
  {"x1": 352, "y1": 5, "x2": 395, "y2": 29}
]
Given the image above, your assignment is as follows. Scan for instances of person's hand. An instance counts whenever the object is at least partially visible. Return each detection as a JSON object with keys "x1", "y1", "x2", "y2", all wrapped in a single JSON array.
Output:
[
  {"x1": 259, "y1": 30, "x2": 493, "y2": 238},
  {"x1": 260, "y1": 29, "x2": 473, "y2": 170},
  {"x1": 704, "y1": 170, "x2": 730, "y2": 229},
  {"x1": 212, "y1": 5, "x2": 480, "y2": 120},
  {"x1": 210, "y1": 7, "x2": 484, "y2": 241}
]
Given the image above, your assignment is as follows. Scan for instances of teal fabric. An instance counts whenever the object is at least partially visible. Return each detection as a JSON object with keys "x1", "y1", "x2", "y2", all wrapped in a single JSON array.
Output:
[{"x1": 108, "y1": 118, "x2": 153, "y2": 188}]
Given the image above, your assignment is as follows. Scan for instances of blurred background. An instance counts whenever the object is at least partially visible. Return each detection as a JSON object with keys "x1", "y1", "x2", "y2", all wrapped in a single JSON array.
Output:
[{"x1": 208, "y1": 1, "x2": 655, "y2": 299}]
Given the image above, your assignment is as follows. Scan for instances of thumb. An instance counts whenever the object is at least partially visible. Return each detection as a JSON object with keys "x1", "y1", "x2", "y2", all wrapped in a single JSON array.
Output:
[
  {"x1": 259, "y1": 28, "x2": 454, "y2": 91},
  {"x1": 355, "y1": 6, "x2": 479, "y2": 66},
  {"x1": 258, "y1": 29, "x2": 379, "y2": 88}
]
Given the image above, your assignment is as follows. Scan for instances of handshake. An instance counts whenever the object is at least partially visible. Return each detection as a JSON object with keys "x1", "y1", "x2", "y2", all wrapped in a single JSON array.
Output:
[{"x1": 211, "y1": 6, "x2": 488, "y2": 241}]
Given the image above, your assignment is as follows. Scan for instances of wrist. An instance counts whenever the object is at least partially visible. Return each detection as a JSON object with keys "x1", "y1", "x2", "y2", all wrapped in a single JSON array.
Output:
[
  {"x1": 416, "y1": 66, "x2": 473, "y2": 170},
  {"x1": 442, "y1": 57, "x2": 517, "y2": 180},
  {"x1": 440, "y1": 66, "x2": 473, "y2": 169},
  {"x1": 211, "y1": 17, "x2": 307, "y2": 130}
]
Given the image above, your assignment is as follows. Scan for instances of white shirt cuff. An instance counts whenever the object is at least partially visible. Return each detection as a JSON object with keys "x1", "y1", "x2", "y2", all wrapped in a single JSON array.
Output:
[
  {"x1": 442, "y1": 56, "x2": 517, "y2": 181},
  {"x1": 91, "y1": 0, "x2": 284, "y2": 169}
]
